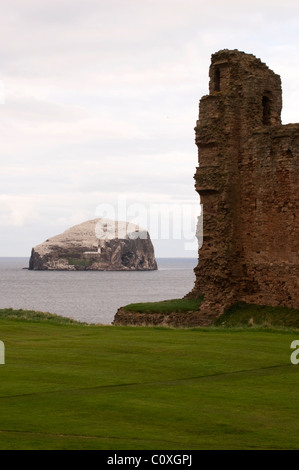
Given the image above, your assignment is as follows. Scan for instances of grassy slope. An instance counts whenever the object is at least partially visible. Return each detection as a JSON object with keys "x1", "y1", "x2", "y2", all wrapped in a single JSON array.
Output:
[
  {"x1": 0, "y1": 309, "x2": 299, "y2": 449},
  {"x1": 123, "y1": 298, "x2": 203, "y2": 314},
  {"x1": 215, "y1": 303, "x2": 299, "y2": 329}
]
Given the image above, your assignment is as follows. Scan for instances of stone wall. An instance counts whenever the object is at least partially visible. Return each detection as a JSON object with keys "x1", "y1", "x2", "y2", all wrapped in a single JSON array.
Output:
[
  {"x1": 188, "y1": 49, "x2": 299, "y2": 319},
  {"x1": 113, "y1": 49, "x2": 298, "y2": 327},
  {"x1": 113, "y1": 308, "x2": 217, "y2": 327}
]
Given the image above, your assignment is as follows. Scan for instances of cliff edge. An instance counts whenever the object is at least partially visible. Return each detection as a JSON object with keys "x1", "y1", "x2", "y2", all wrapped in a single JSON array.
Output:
[{"x1": 29, "y1": 218, "x2": 157, "y2": 271}]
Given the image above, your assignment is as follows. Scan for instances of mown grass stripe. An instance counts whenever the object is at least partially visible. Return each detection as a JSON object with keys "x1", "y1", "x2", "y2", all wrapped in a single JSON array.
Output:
[{"x1": 0, "y1": 362, "x2": 292, "y2": 400}]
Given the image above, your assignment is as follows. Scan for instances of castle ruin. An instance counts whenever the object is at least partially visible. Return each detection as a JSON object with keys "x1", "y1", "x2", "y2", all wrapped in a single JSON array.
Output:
[
  {"x1": 188, "y1": 49, "x2": 299, "y2": 322},
  {"x1": 113, "y1": 49, "x2": 298, "y2": 327}
]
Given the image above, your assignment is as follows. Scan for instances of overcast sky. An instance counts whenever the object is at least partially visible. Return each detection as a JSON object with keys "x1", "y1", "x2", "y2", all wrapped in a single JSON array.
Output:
[{"x1": 0, "y1": 0, "x2": 298, "y2": 258}]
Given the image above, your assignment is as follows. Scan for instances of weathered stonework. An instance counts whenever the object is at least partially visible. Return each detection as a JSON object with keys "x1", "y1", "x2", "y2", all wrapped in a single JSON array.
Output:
[
  {"x1": 188, "y1": 49, "x2": 299, "y2": 319},
  {"x1": 113, "y1": 49, "x2": 298, "y2": 327},
  {"x1": 113, "y1": 307, "x2": 216, "y2": 327}
]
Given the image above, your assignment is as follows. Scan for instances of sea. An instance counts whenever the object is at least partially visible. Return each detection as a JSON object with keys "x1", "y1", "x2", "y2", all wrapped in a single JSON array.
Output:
[{"x1": 0, "y1": 258, "x2": 197, "y2": 324}]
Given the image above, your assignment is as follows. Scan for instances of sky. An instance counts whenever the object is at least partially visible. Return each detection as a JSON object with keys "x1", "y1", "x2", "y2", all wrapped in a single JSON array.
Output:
[{"x1": 0, "y1": 0, "x2": 298, "y2": 258}]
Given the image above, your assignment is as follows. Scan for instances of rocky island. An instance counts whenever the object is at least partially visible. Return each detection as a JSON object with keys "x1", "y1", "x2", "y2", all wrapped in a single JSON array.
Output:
[{"x1": 29, "y1": 218, "x2": 157, "y2": 271}]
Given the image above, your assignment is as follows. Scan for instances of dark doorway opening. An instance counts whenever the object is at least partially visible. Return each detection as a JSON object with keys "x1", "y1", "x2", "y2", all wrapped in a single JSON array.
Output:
[
  {"x1": 214, "y1": 68, "x2": 221, "y2": 92},
  {"x1": 262, "y1": 95, "x2": 271, "y2": 125}
]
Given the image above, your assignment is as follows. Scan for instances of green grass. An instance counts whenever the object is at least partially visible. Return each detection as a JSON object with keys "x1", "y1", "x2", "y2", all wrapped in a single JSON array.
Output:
[
  {"x1": 0, "y1": 308, "x2": 299, "y2": 449},
  {"x1": 0, "y1": 308, "x2": 87, "y2": 325},
  {"x1": 123, "y1": 297, "x2": 203, "y2": 314},
  {"x1": 214, "y1": 303, "x2": 299, "y2": 329},
  {"x1": 123, "y1": 298, "x2": 299, "y2": 330},
  {"x1": 67, "y1": 257, "x2": 90, "y2": 267}
]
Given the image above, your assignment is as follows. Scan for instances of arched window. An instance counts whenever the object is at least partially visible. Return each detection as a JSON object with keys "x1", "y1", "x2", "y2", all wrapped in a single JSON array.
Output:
[{"x1": 262, "y1": 95, "x2": 271, "y2": 125}]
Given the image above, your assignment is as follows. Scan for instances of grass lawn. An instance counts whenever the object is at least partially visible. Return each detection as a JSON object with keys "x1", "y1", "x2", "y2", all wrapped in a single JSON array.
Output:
[
  {"x1": 123, "y1": 298, "x2": 203, "y2": 314},
  {"x1": 0, "y1": 309, "x2": 299, "y2": 449}
]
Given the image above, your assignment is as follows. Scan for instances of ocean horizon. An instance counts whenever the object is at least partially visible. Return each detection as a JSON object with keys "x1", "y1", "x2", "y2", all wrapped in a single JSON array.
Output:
[{"x1": 0, "y1": 257, "x2": 197, "y2": 324}]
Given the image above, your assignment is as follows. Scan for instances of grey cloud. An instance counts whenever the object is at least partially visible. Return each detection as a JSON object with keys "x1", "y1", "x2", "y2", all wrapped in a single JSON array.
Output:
[{"x1": 0, "y1": 0, "x2": 298, "y2": 256}]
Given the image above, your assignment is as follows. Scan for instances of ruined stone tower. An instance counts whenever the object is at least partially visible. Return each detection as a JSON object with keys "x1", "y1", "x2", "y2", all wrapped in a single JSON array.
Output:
[{"x1": 189, "y1": 49, "x2": 299, "y2": 321}]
